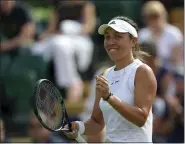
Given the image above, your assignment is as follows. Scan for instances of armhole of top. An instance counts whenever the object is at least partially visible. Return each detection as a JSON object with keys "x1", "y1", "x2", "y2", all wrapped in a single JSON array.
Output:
[
  {"x1": 101, "y1": 67, "x2": 113, "y2": 76},
  {"x1": 128, "y1": 64, "x2": 143, "y2": 93}
]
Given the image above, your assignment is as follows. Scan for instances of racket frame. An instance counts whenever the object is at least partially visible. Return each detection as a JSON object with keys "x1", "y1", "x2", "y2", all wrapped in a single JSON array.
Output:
[{"x1": 32, "y1": 79, "x2": 72, "y2": 132}]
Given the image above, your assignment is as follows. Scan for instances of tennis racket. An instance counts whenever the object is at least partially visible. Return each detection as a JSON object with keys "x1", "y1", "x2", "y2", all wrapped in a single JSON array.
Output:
[{"x1": 32, "y1": 79, "x2": 87, "y2": 143}]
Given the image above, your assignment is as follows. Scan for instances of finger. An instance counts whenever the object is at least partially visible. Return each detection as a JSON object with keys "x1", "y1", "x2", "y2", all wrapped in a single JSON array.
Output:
[
  {"x1": 96, "y1": 82, "x2": 109, "y2": 94},
  {"x1": 100, "y1": 76, "x2": 108, "y2": 82},
  {"x1": 64, "y1": 129, "x2": 78, "y2": 139},
  {"x1": 71, "y1": 122, "x2": 76, "y2": 131},
  {"x1": 72, "y1": 122, "x2": 79, "y2": 132},
  {"x1": 96, "y1": 85, "x2": 107, "y2": 93},
  {"x1": 96, "y1": 81, "x2": 107, "y2": 89},
  {"x1": 98, "y1": 77, "x2": 109, "y2": 85},
  {"x1": 65, "y1": 132, "x2": 76, "y2": 139},
  {"x1": 96, "y1": 84, "x2": 101, "y2": 90},
  {"x1": 96, "y1": 85, "x2": 104, "y2": 92},
  {"x1": 96, "y1": 76, "x2": 102, "y2": 84},
  {"x1": 96, "y1": 76, "x2": 100, "y2": 83},
  {"x1": 96, "y1": 75, "x2": 102, "y2": 79},
  {"x1": 96, "y1": 80, "x2": 107, "y2": 88},
  {"x1": 97, "y1": 78, "x2": 109, "y2": 90},
  {"x1": 99, "y1": 86, "x2": 107, "y2": 93},
  {"x1": 95, "y1": 75, "x2": 99, "y2": 80}
]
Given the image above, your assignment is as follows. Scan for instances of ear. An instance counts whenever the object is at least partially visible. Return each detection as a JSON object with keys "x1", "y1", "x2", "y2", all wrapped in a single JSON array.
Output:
[{"x1": 131, "y1": 37, "x2": 138, "y2": 47}]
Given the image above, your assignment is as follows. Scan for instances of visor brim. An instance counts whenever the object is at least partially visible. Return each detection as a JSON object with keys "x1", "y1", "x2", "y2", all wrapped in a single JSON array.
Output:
[{"x1": 98, "y1": 24, "x2": 128, "y2": 35}]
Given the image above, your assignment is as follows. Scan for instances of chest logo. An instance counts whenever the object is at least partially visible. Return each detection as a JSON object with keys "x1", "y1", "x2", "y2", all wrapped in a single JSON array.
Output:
[{"x1": 110, "y1": 80, "x2": 120, "y2": 85}]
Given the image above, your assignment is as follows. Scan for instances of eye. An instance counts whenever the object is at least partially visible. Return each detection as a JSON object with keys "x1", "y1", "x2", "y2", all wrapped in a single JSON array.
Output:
[
  {"x1": 115, "y1": 34, "x2": 122, "y2": 40},
  {"x1": 104, "y1": 35, "x2": 110, "y2": 40}
]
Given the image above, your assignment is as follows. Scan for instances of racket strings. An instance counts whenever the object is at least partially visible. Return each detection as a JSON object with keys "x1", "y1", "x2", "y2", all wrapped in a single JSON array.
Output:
[
  {"x1": 40, "y1": 83, "x2": 56, "y2": 116},
  {"x1": 36, "y1": 85, "x2": 54, "y2": 115},
  {"x1": 36, "y1": 82, "x2": 63, "y2": 130}
]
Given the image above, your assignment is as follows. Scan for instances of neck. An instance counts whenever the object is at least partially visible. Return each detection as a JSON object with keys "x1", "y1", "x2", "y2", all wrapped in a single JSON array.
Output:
[
  {"x1": 114, "y1": 53, "x2": 134, "y2": 70},
  {"x1": 151, "y1": 22, "x2": 167, "y2": 35}
]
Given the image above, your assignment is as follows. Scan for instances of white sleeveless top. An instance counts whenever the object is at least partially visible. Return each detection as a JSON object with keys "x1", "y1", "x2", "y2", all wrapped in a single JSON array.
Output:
[{"x1": 99, "y1": 59, "x2": 153, "y2": 143}]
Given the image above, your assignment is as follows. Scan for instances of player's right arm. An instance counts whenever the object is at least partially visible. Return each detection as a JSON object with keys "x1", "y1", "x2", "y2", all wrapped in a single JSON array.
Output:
[
  {"x1": 64, "y1": 87, "x2": 105, "y2": 139},
  {"x1": 82, "y1": 69, "x2": 110, "y2": 135},
  {"x1": 64, "y1": 69, "x2": 109, "y2": 139}
]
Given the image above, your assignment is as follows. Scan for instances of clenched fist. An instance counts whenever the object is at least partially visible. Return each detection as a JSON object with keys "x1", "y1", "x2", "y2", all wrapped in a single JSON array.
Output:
[
  {"x1": 63, "y1": 122, "x2": 79, "y2": 139},
  {"x1": 96, "y1": 75, "x2": 110, "y2": 100}
]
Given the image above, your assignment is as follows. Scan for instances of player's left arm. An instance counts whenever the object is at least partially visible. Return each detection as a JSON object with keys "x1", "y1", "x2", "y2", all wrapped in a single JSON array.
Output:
[{"x1": 107, "y1": 64, "x2": 157, "y2": 127}]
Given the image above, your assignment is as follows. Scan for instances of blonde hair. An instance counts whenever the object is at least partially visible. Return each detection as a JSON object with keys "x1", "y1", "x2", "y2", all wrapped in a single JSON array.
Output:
[{"x1": 142, "y1": 1, "x2": 167, "y2": 19}]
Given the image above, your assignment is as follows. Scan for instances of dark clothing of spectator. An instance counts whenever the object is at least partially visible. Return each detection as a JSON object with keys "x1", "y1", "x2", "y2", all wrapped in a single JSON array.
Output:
[
  {"x1": 0, "y1": 4, "x2": 32, "y2": 40},
  {"x1": 54, "y1": 1, "x2": 87, "y2": 30},
  {"x1": 156, "y1": 67, "x2": 170, "y2": 96}
]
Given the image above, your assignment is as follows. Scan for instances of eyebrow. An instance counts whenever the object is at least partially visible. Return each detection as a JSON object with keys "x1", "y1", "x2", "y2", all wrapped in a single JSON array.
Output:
[
  {"x1": 105, "y1": 31, "x2": 124, "y2": 36},
  {"x1": 104, "y1": 31, "x2": 109, "y2": 35}
]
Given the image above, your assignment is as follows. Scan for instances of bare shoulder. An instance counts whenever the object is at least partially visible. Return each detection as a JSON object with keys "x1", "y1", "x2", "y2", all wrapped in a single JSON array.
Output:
[
  {"x1": 135, "y1": 64, "x2": 157, "y2": 87},
  {"x1": 137, "y1": 64, "x2": 154, "y2": 76}
]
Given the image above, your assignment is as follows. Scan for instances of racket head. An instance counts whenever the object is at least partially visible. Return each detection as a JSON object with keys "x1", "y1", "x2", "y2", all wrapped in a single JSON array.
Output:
[{"x1": 32, "y1": 79, "x2": 71, "y2": 132}]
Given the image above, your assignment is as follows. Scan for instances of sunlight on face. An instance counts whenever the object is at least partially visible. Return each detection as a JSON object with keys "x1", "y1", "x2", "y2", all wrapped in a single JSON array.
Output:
[{"x1": 104, "y1": 27, "x2": 135, "y2": 62}]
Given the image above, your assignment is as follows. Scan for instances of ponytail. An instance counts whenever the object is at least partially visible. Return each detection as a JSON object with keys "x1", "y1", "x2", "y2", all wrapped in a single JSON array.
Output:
[{"x1": 132, "y1": 43, "x2": 150, "y2": 62}]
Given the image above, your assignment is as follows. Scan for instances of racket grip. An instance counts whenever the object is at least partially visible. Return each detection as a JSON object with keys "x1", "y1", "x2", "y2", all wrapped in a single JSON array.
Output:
[
  {"x1": 68, "y1": 122, "x2": 72, "y2": 132},
  {"x1": 75, "y1": 133, "x2": 87, "y2": 144}
]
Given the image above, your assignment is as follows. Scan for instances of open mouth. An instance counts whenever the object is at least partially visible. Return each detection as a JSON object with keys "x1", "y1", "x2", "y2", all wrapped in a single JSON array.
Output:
[{"x1": 108, "y1": 48, "x2": 118, "y2": 52}]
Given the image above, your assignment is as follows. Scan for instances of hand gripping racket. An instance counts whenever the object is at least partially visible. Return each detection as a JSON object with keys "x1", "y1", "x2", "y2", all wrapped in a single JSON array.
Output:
[{"x1": 32, "y1": 79, "x2": 87, "y2": 143}]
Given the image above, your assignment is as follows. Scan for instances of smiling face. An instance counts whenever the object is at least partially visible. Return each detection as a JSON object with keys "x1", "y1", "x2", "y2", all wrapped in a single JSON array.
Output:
[{"x1": 104, "y1": 27, "x2": 136, "y2": 62}]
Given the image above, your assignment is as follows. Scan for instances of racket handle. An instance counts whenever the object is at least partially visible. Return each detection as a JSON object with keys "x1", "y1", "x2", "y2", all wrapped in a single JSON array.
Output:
[{"x1": 75, "y1": 133, "x2": 87, "y2": 144}]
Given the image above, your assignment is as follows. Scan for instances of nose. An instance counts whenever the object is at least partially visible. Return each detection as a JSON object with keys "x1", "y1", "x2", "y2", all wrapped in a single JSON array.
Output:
[{"x1": 105, "y1": 37, "x2": 117, "y2": 46}]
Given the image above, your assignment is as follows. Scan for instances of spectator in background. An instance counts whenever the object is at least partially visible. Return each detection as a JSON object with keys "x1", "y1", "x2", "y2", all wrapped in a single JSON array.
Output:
[
  {"x1": 140, "y1": 42, "x2": 176, "y2": 99},
  {"x1": 167, "y1": 75, "x2": 184, "y2": 143},
  {"x1": 0, "y1": 118, "x2": 5, "y2": 142},
  {"x1": 140, "y1": 42, "x2": 183, "y2": 143},
  {"x1": 28, "y1": 112, "x2": 68, "y2": 143},
  {"x1": 141, "y1": 42, "x2": 169, "y2": 142},
  {"x1": 40, "y1": 0, "x2": 96, "y2": 38},
  {"x1": 0, "y1": 0, "x2": 35, "y2": 54},
  {"x1": 0, "y1": 117, "x2": 10, "y2": 142},
  {"x1": 139, "y1": 1, "x2": 183, "y2": 73},
  {"x1": 0, "y1": 81, "x2": 15, "y2": 119},
  {"x1": 31, "y1": 0, "x2": 96, "y2": 103},
  {"x1": 41, "y1": 0, "x2": 96, "y2": 76}
]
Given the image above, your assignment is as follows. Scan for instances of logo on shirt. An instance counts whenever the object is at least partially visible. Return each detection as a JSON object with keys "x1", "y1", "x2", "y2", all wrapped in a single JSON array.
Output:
[
  {"x1": 110, "y1": 80, "x2": 120, "y2": 85},
  {"x1": 115, "y1": 80, "x2": 119, "y2": 84}
]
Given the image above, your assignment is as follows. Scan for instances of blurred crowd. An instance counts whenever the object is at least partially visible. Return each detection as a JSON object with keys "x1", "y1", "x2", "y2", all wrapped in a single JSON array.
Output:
[{"x1": 0, "y1": 0, "x2": 184, "y2": 143}]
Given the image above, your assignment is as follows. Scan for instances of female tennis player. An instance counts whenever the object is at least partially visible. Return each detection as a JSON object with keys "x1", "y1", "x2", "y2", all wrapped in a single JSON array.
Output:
[{"x1": 64, "y1": 16, "x2": 157, "y2": 142}]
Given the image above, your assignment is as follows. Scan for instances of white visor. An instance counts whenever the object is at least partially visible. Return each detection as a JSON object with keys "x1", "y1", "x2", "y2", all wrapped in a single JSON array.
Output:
[{"x1": 98, "y1": 19, "x2": 138, "y2": 38}]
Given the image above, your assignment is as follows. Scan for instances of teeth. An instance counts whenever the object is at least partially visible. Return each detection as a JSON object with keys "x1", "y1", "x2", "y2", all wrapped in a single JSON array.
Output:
[{"x1": 110, "y1": 49, "x2": 117, "y2": 52}]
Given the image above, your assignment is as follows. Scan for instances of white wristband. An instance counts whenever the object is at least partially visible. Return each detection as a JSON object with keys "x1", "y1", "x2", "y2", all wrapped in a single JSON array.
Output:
[{"x1": 75, "y1": 121, "x2": 85, "y2": 135}]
